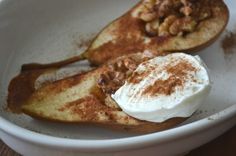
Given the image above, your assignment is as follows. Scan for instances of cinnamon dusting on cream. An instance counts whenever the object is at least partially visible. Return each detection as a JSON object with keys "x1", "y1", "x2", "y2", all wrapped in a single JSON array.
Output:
[
  {"x1": 143, "y1": 61, "x2": 197, "y2": 96},
  {"x1": 128, "y1": 61, "x2": 156, "y2": 84}
]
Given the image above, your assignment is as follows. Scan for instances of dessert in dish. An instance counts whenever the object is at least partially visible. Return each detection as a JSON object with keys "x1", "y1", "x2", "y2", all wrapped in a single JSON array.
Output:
[
  {"x1": 21, "y1": 0, "x2": 229, "y2": 71},
  {"x1": 21, "y1": 52, "x2": 211, "y2": 133},
  {"x1": 6, "y1": 0, "x2": 228, "y2": 133}
]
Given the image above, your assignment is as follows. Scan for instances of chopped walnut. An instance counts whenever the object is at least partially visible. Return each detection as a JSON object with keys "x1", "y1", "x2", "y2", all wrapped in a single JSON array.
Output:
[
  {"x1": 145, "y1": 19, "x2": 160, "y2": 36},
  {"x1": 98, "y1": 57, "x2": 139, "y2": 94},
  {"x1": 180, "y1": 6, "x2": 193, "y2": 16},
  {"x1": 143, "y1": 0, "x2": 156, "y2": 9},
  {"x1": 124, "y1": 58, "x2": 138, "y2": 71},
  {"x1": 137, "y1": 0, "x2": 212, "y2": 37},
  {"x1": 140, "y1": 12, "x2": 157, "y2": 22},
  {"x1": 155, "y1": 0, "x2": 173, "y2": 18}
]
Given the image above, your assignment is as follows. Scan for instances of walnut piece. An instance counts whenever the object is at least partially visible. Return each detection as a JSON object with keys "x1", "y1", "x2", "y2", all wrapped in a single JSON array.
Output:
[
  {"x1": 169, "y1": 17, "x2": 197, "y2": 36},
  {"x1": 158, "y1": 15, "x2": 178, "y2": 36}
]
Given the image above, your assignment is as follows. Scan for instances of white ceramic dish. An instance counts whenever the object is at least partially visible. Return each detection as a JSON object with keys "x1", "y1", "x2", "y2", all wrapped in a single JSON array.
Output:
[{"x1": 0, "y1": 0, "x2": 236, "y2": 156}]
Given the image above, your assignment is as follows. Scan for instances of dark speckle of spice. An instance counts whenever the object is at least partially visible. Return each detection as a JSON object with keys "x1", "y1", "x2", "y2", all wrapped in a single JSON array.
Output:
[{"x1": 221, "y1": 30, "x2": 236, "y2": 59}]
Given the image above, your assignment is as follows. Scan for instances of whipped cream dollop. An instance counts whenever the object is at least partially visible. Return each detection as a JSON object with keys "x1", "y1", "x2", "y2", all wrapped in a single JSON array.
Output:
[{"x1": 112, "y1": 53, "x2": 211, "y2": 123}]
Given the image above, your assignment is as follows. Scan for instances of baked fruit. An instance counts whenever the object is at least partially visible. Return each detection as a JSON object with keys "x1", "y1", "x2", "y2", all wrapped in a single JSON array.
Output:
[
  {"x1": 22, "y1": 51, "x2": 211, "y2": 133},
  {"x1": 21, "y1": 0, "x2": 229, "y2": 71},
  {"x1": 22, "y1": 53, "x2": 186, "y2": 133}
]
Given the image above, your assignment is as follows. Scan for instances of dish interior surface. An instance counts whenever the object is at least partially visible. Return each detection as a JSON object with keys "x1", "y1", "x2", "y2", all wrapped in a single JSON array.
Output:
[{"x1": 0, "y1": 0, "x2": 236, "y2": 140}]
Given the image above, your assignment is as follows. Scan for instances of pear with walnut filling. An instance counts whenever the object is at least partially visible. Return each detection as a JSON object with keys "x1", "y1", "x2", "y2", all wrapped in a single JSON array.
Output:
[
  {"x1": 22, "y1": 0, "x2": 229, "y2": 71},
  {"x1": 22, "y1": 53, "x2": 187, "y2": 133}
]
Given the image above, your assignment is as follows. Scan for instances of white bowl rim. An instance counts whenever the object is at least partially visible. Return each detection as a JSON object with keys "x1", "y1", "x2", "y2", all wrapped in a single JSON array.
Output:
[{"x1": 0, "y1": 104, "x2": 236, "y2": 152}]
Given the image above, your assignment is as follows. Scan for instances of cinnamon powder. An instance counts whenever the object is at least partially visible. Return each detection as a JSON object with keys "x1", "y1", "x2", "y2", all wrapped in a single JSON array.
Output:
[
  {"x1": 58, "y1": 95, "x2": 116, "y2": 121},
  {"x1": 143, "y1": 61, "x2": 197, "y2": 96}
]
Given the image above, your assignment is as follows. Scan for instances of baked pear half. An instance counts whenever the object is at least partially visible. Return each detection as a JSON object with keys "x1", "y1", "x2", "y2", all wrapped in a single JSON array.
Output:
[
  {"x1": 22, "y1": 53, "x2": 185, "y2": 133},
  {"x1": 22, "y1": 0, "x2": 229, "y2": 71}
]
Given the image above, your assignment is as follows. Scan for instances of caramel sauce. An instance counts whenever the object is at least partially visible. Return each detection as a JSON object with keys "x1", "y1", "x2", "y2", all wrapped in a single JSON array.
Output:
[{"x1": 7, "y1": 69, "x2": 46, "y2": 113}]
